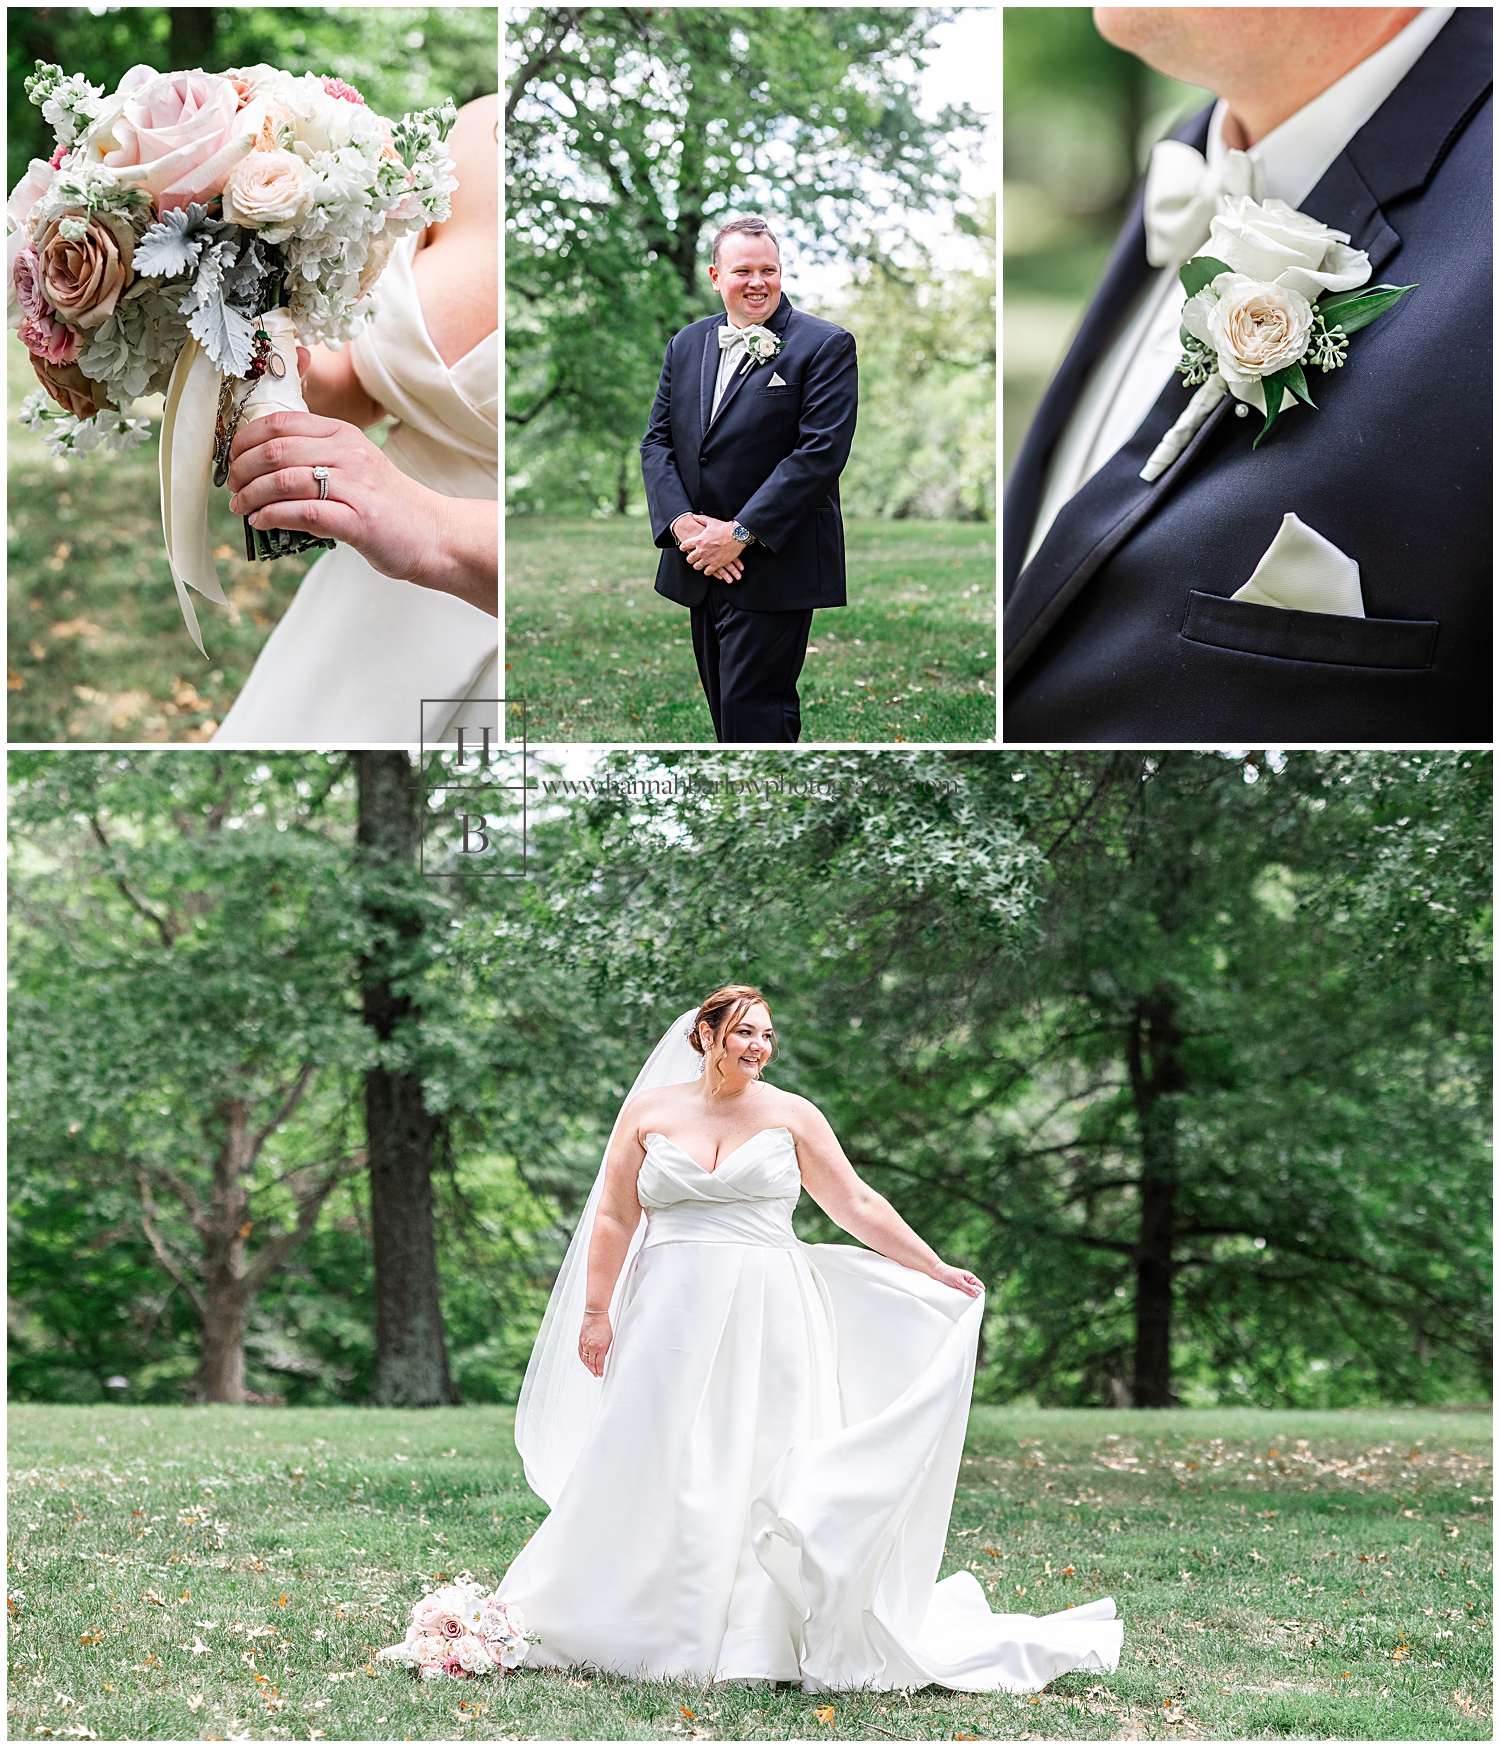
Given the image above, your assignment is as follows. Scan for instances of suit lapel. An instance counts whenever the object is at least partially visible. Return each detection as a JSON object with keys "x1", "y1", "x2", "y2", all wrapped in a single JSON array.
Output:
[
  {"x1": 699, "y1": 322, "x2": 717, "y2": 442},
  {"x1": 1003, "y1": 8, "x2": 1489, "y2": 686},
  {"x1": 706, "y1": 294, "x2": 795, "y2": 433}
]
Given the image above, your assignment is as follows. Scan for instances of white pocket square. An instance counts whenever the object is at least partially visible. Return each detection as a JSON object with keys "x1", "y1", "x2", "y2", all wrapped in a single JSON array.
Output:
[
  {"x1": 768, "y1": 371, "x2": 787, "y2": 387},
  {"x1": 1230, "y1": 512, "x2": 1364, "y2": 618}
]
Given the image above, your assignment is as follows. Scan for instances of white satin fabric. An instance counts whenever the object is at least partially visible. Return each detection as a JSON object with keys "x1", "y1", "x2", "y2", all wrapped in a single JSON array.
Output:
[
  {"x1": 498, "y1": 1127, "x2": 1123, "y2": 1692},
  {"x1": 1231, "y1": 511, "x2": 1364, "y2": 616},
  {"x1": 214, "y1": 230, "x2": 497, "y2": 745}
]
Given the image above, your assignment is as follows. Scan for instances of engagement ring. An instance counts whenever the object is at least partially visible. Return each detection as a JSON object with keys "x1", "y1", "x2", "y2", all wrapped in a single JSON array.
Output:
[{"x1": 313, "y1": 465, "x2": 331, "y2": 500}]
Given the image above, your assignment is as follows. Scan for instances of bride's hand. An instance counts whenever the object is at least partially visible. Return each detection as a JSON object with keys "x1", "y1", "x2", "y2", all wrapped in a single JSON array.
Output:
[
  {"x1": 227, "y1": 409, "x2": 498, "y2": 615},
  {"x1": 933, "y1": 1263, "x2": 984, "y2": 1298},
  {"x1": 228, "y1": 409, "x2": 428, "y2": 576},
  {"x1": 578, "y1": 1310, "x2": 613, "y2": 1377}
]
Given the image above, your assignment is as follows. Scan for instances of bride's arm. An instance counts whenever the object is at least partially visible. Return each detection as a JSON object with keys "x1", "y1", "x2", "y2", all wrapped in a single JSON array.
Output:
[
  {"x1": 793, "y1": 1103, "x2": 983, "y2": 1297},
  {"x1": 577, "y1": 1118, "x2": 649, "y2": 1376},
  {"x1": 302, "y1": 342, "x2": 386, "y2": 429}
]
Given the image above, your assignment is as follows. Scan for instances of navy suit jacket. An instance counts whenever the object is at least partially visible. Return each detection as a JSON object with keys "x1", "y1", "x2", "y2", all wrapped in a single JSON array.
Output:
[
  {"x1": 1003, "y1": 9, "x2": 1491, "y2": 742},
  {"x1": 640, "y1": 293, "x2": 858, "y2": 614}
]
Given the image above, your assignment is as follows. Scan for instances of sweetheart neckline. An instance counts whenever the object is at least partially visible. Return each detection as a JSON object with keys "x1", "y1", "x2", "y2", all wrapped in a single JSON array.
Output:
[{"x1": 644, "y1": 1126, "x2": 794, "y2": 1177}]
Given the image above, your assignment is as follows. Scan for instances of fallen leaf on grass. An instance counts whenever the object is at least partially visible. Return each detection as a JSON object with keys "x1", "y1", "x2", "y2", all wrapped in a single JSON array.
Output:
[{"x1": 814, "y1": 1706, "x2": 836, "y2": 1723}]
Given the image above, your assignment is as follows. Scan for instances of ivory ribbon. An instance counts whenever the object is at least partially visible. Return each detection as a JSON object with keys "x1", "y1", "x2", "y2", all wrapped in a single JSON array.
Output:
[
  {"x1": 159, "y1": 307, "x2": 308, "y2": 654},
  {"x1": 1139, "y1": 372, "x2": 1228, "y2": 483}
]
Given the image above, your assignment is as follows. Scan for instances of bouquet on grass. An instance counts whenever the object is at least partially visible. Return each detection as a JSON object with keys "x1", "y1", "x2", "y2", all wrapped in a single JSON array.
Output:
[
  {"x1": 376, "y1": 1579, "x2": 531, "y2": 1682},
  {"x1": 7, "y1": 60, "x2": 456, "y2": 651}
]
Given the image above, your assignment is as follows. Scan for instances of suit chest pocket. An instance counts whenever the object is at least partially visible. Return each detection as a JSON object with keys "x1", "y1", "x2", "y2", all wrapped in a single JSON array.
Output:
[{"x1": 757, "y1": 384, "x2": 798, "y2": 400}]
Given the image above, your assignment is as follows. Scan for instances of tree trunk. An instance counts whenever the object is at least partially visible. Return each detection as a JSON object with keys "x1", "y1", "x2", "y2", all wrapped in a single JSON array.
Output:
[
  {"x1": 615, "y1": 452, "x2": 630, "y2": 516},
  {"x1": 354, "y1": 752, "x2": 457, "y2": 1407},
  {"x1": 1127, "y1": 984, "x2": 1184, "y2": 1407},
  {"x1": 169, "y1": 8, "x2": 217, "y2": 72},
  {"x1": 194, "y1": 1098, "x2": 253, "y2": 1403},
  {"x1": 197, "y1": 1293, "x2": 248, "y2": 1403}
]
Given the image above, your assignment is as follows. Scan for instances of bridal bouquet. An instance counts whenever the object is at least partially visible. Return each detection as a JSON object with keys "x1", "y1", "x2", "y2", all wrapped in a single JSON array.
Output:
[
  {"x1": 376, "y1": 1580, "x2": 531, "y2": 1682},
  {"x1": 8, "y1": 59, "x2": 456, "y2": 648}
]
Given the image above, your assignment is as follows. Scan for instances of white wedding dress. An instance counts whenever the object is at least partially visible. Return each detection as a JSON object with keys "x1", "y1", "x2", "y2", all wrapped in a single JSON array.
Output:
[
  {"x1": 500, "y1": 1023, "x2": 1124, "y2": 1692},
  {"x1": 214, "y1": 230, "x2": 497, "y2": 745}
]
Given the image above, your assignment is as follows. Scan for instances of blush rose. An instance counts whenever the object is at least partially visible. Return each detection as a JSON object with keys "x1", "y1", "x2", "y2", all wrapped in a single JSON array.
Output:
[
  {"x1": 222, "y1": 149, "x2": 317, "y2": 240},
  {"x1": 85, "y1": 66, "x2": 253, "y2": 210}
]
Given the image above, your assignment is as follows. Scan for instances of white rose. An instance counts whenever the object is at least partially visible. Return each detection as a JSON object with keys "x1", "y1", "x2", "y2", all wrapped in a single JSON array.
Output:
[
  {"x1": 223, "y1": 149, "x2": 317, "y2": 240},
  {"x1": 1203, "y1": 194, "x2": 1371, "y2": 301},
  {"x1": 1182, "y1": 271, "x2": 1314, "y2": 415},
  {"x1": 454, "y1": 1633, "x2": 495, "y2": 1675}
]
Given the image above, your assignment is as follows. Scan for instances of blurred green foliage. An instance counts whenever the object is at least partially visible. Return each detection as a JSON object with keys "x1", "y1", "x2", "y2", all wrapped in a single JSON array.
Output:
[
  {"x1": 8, "y1": 6, "x2": 498, "y2": 192},
  {"x1": 1003, "y1": 7, "x2": 1210, "y2": 472},
  {"x1": 505, "y1": 6, "x2": 991, "y2": 521}
]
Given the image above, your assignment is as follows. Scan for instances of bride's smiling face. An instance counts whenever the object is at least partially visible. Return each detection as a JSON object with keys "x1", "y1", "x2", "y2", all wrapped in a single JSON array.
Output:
[{"x1": 701, "y1": 1002, "x2": 775, "y2": 1086}]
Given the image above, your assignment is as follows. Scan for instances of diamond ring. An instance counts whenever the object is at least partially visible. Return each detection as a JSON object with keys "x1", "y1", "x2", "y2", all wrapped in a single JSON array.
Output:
[{"x1": 312, "y1": 465, "x2": 330, "y2": 500}]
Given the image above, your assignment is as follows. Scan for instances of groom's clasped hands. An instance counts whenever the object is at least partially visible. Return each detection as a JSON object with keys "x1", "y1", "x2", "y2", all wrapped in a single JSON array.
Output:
[{"x1": 671, "y1": 513, "x2": 747, "y2": 583}]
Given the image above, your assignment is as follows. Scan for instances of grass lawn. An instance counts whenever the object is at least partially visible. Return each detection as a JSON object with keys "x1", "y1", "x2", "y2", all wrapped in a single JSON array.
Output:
[
  {"x1": 8, "y1": 1404, "x2": 1489, "y2": 1742},
  {"x1": 7, "y1": 330, "x2": 322, "y2": 742},
  {"x1": 503, "y1": 518, "x2": 995, "y2": 744}
]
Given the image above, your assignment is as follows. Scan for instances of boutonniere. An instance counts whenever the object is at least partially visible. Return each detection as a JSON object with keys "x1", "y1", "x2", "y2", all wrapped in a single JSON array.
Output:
[
  {"x1": 736, "y1": 324, "x2": 783, "y2": 375},
  {"x1": 1140, "y1": 193, "x2": 1416, "y2": 482}
]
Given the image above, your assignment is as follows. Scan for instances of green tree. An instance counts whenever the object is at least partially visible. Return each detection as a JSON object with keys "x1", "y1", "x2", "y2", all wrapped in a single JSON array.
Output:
[
  {"x1": 817, "y1": 202, "x2": 995, "y2": 519},
  {"x1": 9, "y1": 752, "x2": 368, "y2": 1403},
  {"x1": 505, "y1": 749, "x2": 1491, "y2": 1409},
  {"x1": 505, "y1": 6, "x2": 982, "y2": 512}
]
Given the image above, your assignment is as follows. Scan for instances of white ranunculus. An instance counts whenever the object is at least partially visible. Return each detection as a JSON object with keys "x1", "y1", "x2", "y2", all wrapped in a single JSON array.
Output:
[
  {"x1": 222, "y1": 149, "x2": 317, "y2": 241},
  {"x1": 1202, "y1": 194, "x2": 1371, "y2": 301}
]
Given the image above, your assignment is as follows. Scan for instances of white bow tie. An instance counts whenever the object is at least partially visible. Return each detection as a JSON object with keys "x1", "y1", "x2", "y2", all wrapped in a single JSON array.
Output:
[
  {"x1": 1143, "y1": 141, "x2": 1266, "y2": 267},
  {"x1": 718, "y1": 325, "x2": 751, "y2": 351}
]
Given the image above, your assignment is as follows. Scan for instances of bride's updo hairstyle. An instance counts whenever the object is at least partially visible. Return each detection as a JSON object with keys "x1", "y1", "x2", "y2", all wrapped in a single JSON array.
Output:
[{"x1": 689, "y1": 985, "x2": 778, "y2": 1078}]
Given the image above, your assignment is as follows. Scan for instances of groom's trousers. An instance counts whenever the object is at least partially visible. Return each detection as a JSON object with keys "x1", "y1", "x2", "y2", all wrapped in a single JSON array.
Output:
[{"x1": 689, "y1": 581, "x2": 814, "y2": 743}]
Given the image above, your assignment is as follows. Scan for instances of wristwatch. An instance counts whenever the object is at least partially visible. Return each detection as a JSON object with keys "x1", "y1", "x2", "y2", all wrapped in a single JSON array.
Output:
[{"x1": 732, "y1": 522, "x2": 756, "y2": 546}]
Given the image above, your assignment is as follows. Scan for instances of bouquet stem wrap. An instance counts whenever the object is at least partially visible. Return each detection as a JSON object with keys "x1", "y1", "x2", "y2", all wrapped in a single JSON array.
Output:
[{"x1": 160, "y1": 308, "x2": 317, "y2": 655}]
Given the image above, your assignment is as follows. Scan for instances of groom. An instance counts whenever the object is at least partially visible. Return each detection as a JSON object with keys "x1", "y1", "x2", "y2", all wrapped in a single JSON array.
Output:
[
  {"x1": 641, "y1": 217, "x2": 858, "y2": 743},
  {"x1": 1004, "y1": 7, "x2": 1490, "y2": 742}
]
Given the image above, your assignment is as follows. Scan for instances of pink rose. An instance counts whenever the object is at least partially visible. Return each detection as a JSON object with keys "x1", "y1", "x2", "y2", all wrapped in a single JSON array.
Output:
[
  {"x1": 89, "y1": 66, "x2": 253, "y2": 211},
  {"x1": 13, "y1": 247, "x2": 46, "y2": 322},
  {"x1": 222, "y1": 149, "x2": 316, "y2": 239},
  {"x1": 438, "y1": 1614, "x2": 465, "y2": 1640},
  {"x1": 19, "y1": 312, "x2": 80, "y2": 365}
]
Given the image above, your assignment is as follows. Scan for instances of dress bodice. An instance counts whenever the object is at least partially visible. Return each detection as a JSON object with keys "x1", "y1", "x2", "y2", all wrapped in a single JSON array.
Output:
[
  {"x1": 637, "y1": 1127, "x2": 801, "y2": 1248},
  {"x1": 349, "y1": 230, "x2": 498, "y2": 501}
]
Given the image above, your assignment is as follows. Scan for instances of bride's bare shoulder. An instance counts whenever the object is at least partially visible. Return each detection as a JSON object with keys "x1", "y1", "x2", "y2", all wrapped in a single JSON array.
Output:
[
  {"x1": 763, "y1": 1087, "x2": 827, "y2": 1133},
  {"x1": 620, "y1": 1083, "x2": 692, "y2": 1135}
]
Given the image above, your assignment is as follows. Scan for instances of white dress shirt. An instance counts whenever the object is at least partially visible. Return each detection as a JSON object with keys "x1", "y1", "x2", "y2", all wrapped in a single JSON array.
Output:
[
  {"x1": 1021, "y1": 6, "x2": 1454, "y2": 570},
  {"x1": 713, "y1": 322, "x2": 753, "y2": 416}
]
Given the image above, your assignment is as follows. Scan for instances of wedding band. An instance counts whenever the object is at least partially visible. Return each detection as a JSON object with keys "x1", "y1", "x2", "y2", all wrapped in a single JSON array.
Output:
[{"x1": 313, "y1": 465, "x2": 330, "y2": 500}]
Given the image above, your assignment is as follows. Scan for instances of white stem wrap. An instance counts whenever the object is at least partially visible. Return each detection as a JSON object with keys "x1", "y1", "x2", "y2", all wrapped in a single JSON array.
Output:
[
  {"x1": 159, "y1": 307, "x2": 307, "y2": 654},
  {"x1": 1139, "y1": 372, "x2": 1227, "y2": 483}
]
